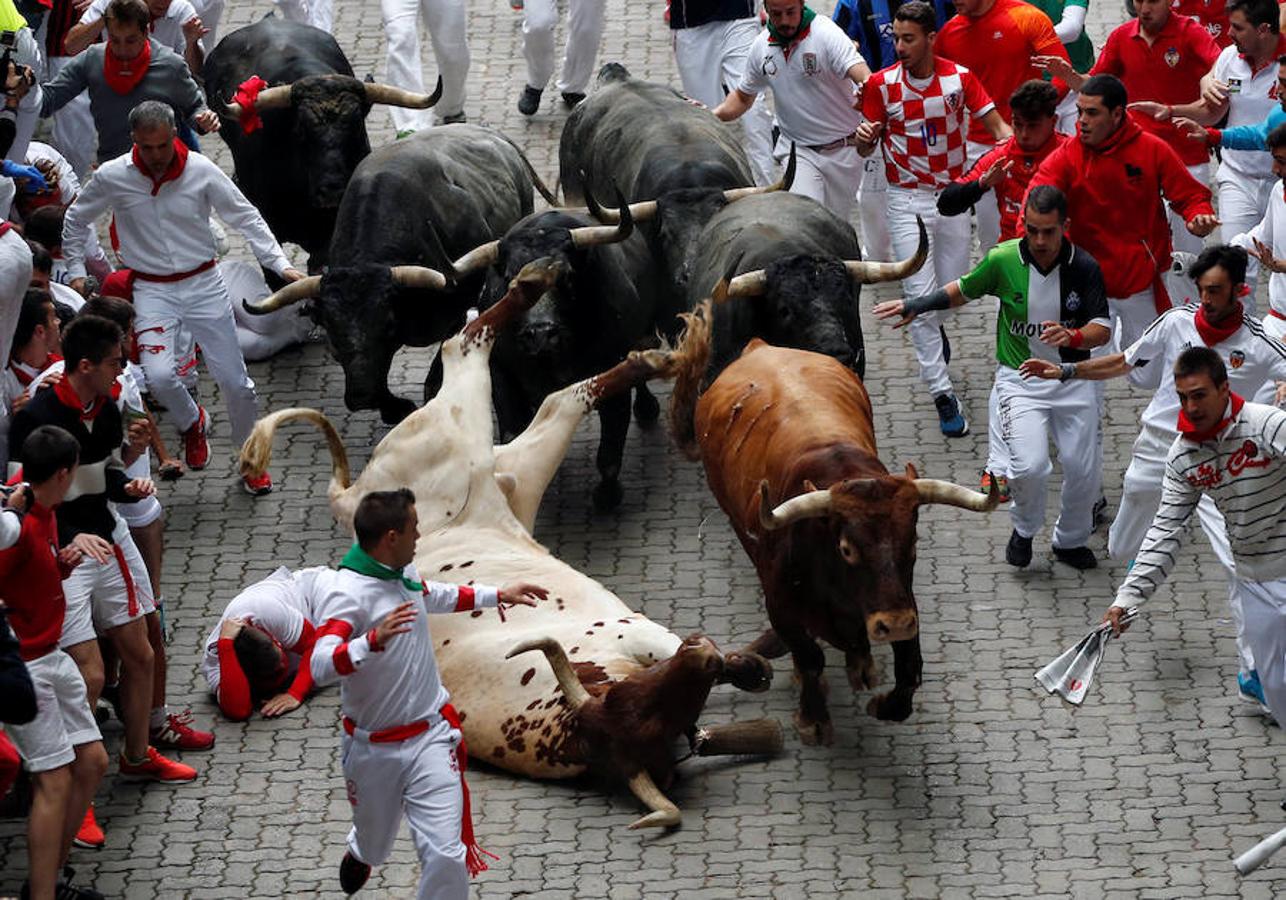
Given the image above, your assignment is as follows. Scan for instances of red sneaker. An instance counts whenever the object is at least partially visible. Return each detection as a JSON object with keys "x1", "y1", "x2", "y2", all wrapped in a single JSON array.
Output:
[
  {"x1": 242, "y1": 469, "x2": 273, "y2": 496},
  {"x1": 118, "y1": 746, "x2": 197, "y2": 783},
  {"x1": 149, "y1": 709, "x2": 215, "y2": 751},
  {"x1": 182, "y1": 406, "x2": 210, "y2": 471},
  {"x1": 73, "y1": 804, "x2": 105, "y2": 849}
]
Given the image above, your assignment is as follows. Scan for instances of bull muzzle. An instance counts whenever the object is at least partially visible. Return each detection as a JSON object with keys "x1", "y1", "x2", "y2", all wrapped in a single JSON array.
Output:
[{"x1": 866, "y1": 609, "x2": 918, "y2": 644}]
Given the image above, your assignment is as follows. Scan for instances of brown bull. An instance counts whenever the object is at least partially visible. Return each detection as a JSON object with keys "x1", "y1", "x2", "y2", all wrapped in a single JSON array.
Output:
[{"x1": 670, "y1": 301, "x2": 998, "y2": 745}]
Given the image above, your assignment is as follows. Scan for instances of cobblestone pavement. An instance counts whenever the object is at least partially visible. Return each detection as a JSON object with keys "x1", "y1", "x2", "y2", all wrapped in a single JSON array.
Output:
[{"x1": 1, "y1": 0, "x2": 1284, "y2": 897}]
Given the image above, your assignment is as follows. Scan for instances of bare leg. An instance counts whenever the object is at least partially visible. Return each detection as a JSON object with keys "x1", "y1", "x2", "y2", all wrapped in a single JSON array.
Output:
[
  {"x1": 59, "y1": 741, "x2": 107, "y2": 863},
  {"x1": 108, "y1": 618, "x2": 154, "y2": 761},
  {"x1": 145, "y1": 612, "x2": 167, "y2": 712},
  {"x1": 28, "y1": 765, "x2": 72, "y2": 900},
  {"x1": 64, "y1": 640, "x2": 105, "y2": 710},
  {"x1": 129, "y1": 518, "x2": 163, "y2": 599}
]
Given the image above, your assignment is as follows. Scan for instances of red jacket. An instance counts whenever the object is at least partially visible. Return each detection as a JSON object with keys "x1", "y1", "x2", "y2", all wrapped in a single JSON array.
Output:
[{"x1": 1024, "y1": 117, "x2": 1214, "y2": 299}]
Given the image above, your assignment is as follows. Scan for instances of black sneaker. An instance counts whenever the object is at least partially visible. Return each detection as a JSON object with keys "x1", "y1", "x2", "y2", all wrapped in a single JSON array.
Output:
[
  {"x1": 934, "y1": 393, "x2": 969, "y2": 437},
  {"x1": 1006, "y1": 530, "x2": 1033, "y2": 568},
  {"x1": 517, "y1": 86, "x2": 542, "y2": 116},
  {"x1": 440, "y1": 111, "x2": 467, "y2": 125},
  {"x1": 561, "y1": 91, "x2": 586, "y2": 108},
  {"x1": 940, "y1": 324, "x2": 952, "y2": 364},
  {"x1": 340, "y1": 851, "x2": 371, "y2": 894},
  {"x1": 1053, "y1": 545, "x2": 1098, "y2": 570},
  {"x1": 1091, "y1": 495, "x2": 1108, "y2": 529}
]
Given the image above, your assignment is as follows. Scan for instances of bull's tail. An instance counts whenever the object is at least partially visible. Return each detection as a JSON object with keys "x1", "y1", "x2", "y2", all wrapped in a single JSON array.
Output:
[
  {"x1": 502, "y1": 134, "x2": 560, "y2": 207},
  {"x1": 239, "y1": 408, "x2": 353, "y2": 501},
  {"x1": 666, "y1": 298, "x2": 712, "y2": 461}
]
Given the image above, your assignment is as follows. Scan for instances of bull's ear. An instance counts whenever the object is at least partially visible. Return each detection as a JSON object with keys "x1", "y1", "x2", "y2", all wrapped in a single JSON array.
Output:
[
  {"x1": 904, "y1": 463, "x2": 919, "y2": 480},
  {"x1": 803, "y1": 479, "x2": 820, "y2": 493}
]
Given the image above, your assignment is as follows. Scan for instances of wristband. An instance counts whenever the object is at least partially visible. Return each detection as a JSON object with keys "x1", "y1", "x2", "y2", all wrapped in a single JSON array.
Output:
[
  {"x1": 1205, "y1": 127, "x2": 1222, "y2": 146},
  {"x1": 1067, "y1": 328, "x2": 1084, "y2": 349},
  {"x1": 366, "y1": 627, "x2": 384, "y2": 653},
  {"x1": 1165, "y1": 105, "x2": 1173, "y2": 120},
  {"x1": 1059, "y1": 362, "x2": 1076, "y2": 381},
  {"x1": 901, "y1": 287, "x2": 952, "y2": 318}
]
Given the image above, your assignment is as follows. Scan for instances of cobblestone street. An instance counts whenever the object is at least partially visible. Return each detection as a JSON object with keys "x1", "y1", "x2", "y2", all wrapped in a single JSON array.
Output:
[{"x1": 0, "y1": 0, "x2": 1284, "y2": 896}]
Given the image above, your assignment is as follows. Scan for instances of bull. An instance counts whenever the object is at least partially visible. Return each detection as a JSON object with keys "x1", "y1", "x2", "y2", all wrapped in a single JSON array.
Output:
[
  {"x1": 243, "y1": 125, "x2": 556, "y2": 424},
  {"x1": 205, "y1": 16, "x2": 444, "y2": 271},
  {"x1": 240, "y1": 264, "x2": 781, "y2": 829},
  {"x1": 668, "y1": 301, "x2": 999, "y2": 746}
]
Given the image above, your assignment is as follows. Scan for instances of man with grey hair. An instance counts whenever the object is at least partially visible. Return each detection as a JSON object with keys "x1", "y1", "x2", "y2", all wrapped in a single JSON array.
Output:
[{"x1": 61, "y1": 100, "x2": 306, "y2": 496}]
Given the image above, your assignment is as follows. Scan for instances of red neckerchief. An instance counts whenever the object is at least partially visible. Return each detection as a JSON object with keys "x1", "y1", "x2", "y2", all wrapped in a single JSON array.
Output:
[
  {"x1": 1178, "y1": 392, "x2": 1244, "y2": 443},
  {"x1": 53, "y1": 373, "x2": 120, "y2": 422},
  {"x1": 233, "y1": 76, "x2": 268, "y2": 135},
  {"x1": 9, "y1": 353, "x2": 62, "y2": 387},
  {"x1": 131, "y1": 139, "x2": 189, "y2": 196},
  {"x1": 103, "y1": 39, "x2": 151, "y2": 95},
  {"x1": 1194, "y1": 300, "x2": 1244, "y2": 347}
]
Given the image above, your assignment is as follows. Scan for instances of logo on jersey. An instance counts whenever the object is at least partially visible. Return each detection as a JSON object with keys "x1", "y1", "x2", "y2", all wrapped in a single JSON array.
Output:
[
  {"x1": 1164, "y1": 47, "x2": 1181, "y2": 68},
  {"x1": 803, "y1": 52, "x2": 818, "y2": 75},
  {"x1": 1230, "y1": 349, "x2": 1246, "y2": 369},
  {"x1": 1207, "y1": 24, "x2": 1222, "y2": 39},
  {"x1": 992, "y1": 30, "x2": 1003, "y2": 39},
  {"x1": 1187, "y1": 462, "x2": 1223, "y2": 488},
  {"x1": 1009, "y1": 320, "x2": 1044, "y2": 338},
  {"x1": 1066, "y1": 291, "x2": 1081, "y2": 311},
  {"x1": 1125, "y1": 163, "x2": 1143, "y2": 180},
  {"x1": 1229, "y1": 439, "x2": 1271, "y2": 476},
  {"x1": 763, "y1": 57, "x2": 779, "y2": 77}
]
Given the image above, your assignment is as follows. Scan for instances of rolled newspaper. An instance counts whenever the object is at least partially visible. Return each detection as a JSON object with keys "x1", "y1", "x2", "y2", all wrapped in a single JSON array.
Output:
[
  {"x1": 1035, "y1": 608, "x2": 1138, "y2": 705},
  {"x1": 1234, "y1": 825, "x2": 1286, "y2": 875}
]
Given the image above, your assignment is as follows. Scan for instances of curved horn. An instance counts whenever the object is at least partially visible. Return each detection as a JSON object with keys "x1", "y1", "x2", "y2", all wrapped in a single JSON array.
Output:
[
  {"x1": 725, "y1": 269, "x2": 768, "y2": 298},
  {"x1": 626, "y1": 770, "x2": 681, "y2": 830},
  {"x1": 844, "y1": 216, "x2": 929, "y2": 284},
  {"x1": 451, "y1": 240, "x2": 500, "y2": 278},
  {"x1": 505, "y1": 637, "x2": 591, "y2": 709},
  {"x1": 758, "y1": 480, "x2": 834, "y2": 531},
  {"x1": 721, "y1": 141, "x2": 797, "y2": 201},
  {"x1": 242, "y1": 275, "x2": 322, "y2": 315},
  {"x1": 914, "y1": 474, "x2": 1001, "y2": 512},
  {"x1": 581, "y1": 184, "x2": 658, "y2": 226},
  {"x1": 363, "y1": 75, "x2": 443, "y2": 109},
  {"x1": 390, "y1": 265, "x2": 450, "y2": 291},
  {"x1": 569, "y1": 188, "x2": 634, "y2": 248}
]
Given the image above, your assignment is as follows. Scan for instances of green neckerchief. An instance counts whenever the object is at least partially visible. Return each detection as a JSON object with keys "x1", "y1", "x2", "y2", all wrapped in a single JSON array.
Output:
[
  {"x1": 766, "y1": 5, "x2": 816, "y2": 46},
  {"x1": 339, "y1": 543, "x2": 424, "y2": 593}
]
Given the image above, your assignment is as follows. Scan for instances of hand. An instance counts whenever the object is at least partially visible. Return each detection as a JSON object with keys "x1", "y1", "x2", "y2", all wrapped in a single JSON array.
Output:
[
  {"x1": 8, "y1": 389, "x2": 27, "y2": 413},
  {"x1": 0, "y1": 160, "x2": 48, "y2": 194},
  {"x1": 1200, "y1": 78, "x2": 1230, "y2": 109},
  {"x1": 1102, "y1": 605, "x2": 1132, "y2": 636},
  {"x1": 978, "y1": 158, "x2": 1012, "y2": 190},
  {"x1": 182, "y1": 15, "x2": 208, "y2": 45},
  {"x1": 260, "y1": 692, "x2": 301, "y2": 717},
  {"x1": 219, "y1": 615, "x2": 246, "y2": 640},
  {"x1": 372, "y1": 601, "x2": 417, "y2": 649},
  {"x1": 57, "y1": 544, "x2": 84, "y2": 569},
  {"x1": 69, "y1": 277, "x2": 86, "y2": 296},
  {"x1": 194, "y1": 109, "x2": 221, "y2": 134},
  {"x1": 126, "y1": 418, "x2": 150, "y2": 453},
  {"x1": 1038, "y1": 322, "x2": 1077, "y2": 347},
  {"x1": 124, "y1": 477, "x2": 155, "y2": 498},
  {"x1": 849, "y1": 80, "x2": 865, "y2": 110},
  {"x1": 69, "y1": 532, "x2": 112, "y2": 563},
  {"x1": 158, "y1": 459, "x2": 186, "y2": 481},
  {"x1": 3, "y1": 482, "x2": 29, "y2": 513},
  {"x1": 1127, "y1": 100, "x2": 1170, "y2": 122},
  {"x1": 683, "y1": 95, "x2": 707, "y2": 109},
  {"x1": 1251, "y1": 237, "x2": 1286, "y2": 274},
  {"x1": 1186, "y1": 213, "x2": 1219, "y2": 237},
  {"x1": 854, "y1": 120, "x2": 883, "y2": 150},
  {"x1": 871, "y1": 298, "x2": 914, "y2": 328},
  {"x1": 39, "y1": 370, "x2": 63, "y2": 390},
  {"x1": 281, "y1": 268, "x2": 306, "y2": 283},
  {"x1": 1172, "y1": 116, "x2": 1208, "y2": 142},
  {"x1": 1018, "y1": 358, "x2": 1061, "y2": 380},
  {"x1": 2, "y1": 62, "x2": 31, "y2": 101},
  {"x1": 1032, "y1": 54, "x2": 1074, "y2": 80},
  {"x1": 1274, "y1": 380, "x2": 1286, "y2": 407},
  {"x1": 72, "y1": 0, "x2": 93, "y2": 11},
  {"x1": 497, "y1": 582, "x2": 548, "y2": 608}
]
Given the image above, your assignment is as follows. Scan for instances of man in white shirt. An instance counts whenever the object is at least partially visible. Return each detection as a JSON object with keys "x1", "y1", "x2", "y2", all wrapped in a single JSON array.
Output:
[
  {"x1": 61, "y1": 101, "x2": 305, "y2": 495},
  {"x1": 713, "y1": 0, "x2": 871, "y2": 222},
  {"x1": 1236, "y1": 120, "x2": 1286, "y2": 334},
  {"x1": 64, "y1": 0, "x2": 208, "y2": 76}
]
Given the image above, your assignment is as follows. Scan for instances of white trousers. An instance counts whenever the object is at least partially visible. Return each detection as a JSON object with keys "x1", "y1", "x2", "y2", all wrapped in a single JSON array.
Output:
[
  {"x1": 382, "y1": 0, "x2": 469, "y2": 131},
  {"x1": 1164, "y1": 162, "x2": 1210, "y2": 306},
  {"x1": 965, "y1": 140, "x2": 1001, "y2": 253},
  {"x1": 342, "y1": 720, "x2": 469, "y2": 900},
  {"x1": 779, "y1": 138, "x2": 863, "y2": 224},
  {"x1": 274, "y1": 0, "x2": 332, "y2": 32},
  {"x1": 995, "y1": 371, "x2": 1101, "y2": 548},
  {"x1": 522, "y1": 0, "x2": 604, "y2": 96},
  {"x1": 1216, "y1": 166, "x2": 1275, "y2": 307},
  {"x1": 857, "y1": 158, "x2": 893, "y2": 261},
  {"x1": 672, "y1": 18, "x2": 776, "y2": 186},
  {"x1": 45, "y1": 57, "x2": 96, "y2": 179},
  {"x1": 133, "y1": 268, "x2": 259, "y2": 448},
  {"x1": 1237, "y1": 577, "x2": 1286, "y2": 721},
  {"x1": 889, "y1": 185, "x2": 971, "y2": 397},
  {"x1": 1108, "y1": 289, "x2": 1164, "y2": 389}
]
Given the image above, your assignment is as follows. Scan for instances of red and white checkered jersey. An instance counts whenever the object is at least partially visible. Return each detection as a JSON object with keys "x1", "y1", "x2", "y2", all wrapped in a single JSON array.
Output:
[{"x1": 860, "y1": 57, "x2": 995, "y2": 190}]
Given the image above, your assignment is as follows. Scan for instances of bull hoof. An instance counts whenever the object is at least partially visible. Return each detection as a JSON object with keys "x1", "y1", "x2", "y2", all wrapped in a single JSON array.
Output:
[
  {"x1": 723, "y1": 652, "x2": 773, "y2": 693},
  {"x1": 592, "y1": 479, "x2": 623, "y2": 512},
  {"x1": 867, "y1": 690, "x2": 914, "y2": 722},
  {"x1": 793, "y1": 712, "x2": 834, "y2": 747},
  {"x1": 846, "y1": 656, "x2": 879, "y2": 692},
  {"x1": 633, "y1": 389, "x2": 660, "y2": 425}
]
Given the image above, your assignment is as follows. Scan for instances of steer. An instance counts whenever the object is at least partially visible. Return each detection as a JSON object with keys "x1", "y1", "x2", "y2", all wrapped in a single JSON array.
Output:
[
  {"x1": 239, "y1": 265, "x2": 781, "y2": 829},
  {"x1": 244, "y1": 125, "x2": 556, "y2": 424},
  {"x1": 205, "y1": 16, "x2": 444, "y2": 272},
  {"x1": 668, "y1": 301, "x2": 999, "y2": 746}
]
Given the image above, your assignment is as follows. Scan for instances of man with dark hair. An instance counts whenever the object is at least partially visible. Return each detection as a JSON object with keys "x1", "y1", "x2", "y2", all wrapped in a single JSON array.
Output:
[
  {"x1": 0, "y1": 423, "x2": 110, "y2": 900},
  {"x1": 1232, "y1": 122, "x2": 1286, "y2": 334},
  {"x1": 875, "y1": 185, "x2": 1111, "y2": 569},
  {"x1": 0, "y1": 287, "x2": 60, "y2": 469},
  {"x1": 1026, "y1": 74, "x2": 1218, "y2": 386},
  {"x1": 311, "y1": 488, "x2": 547, "y2": 897},
  {"x1": 1104, "y1": 345, "x2": 1286, "y2": 725},
  {"x1": 1023, "y1": 243, "x2": 1286, "y2": 708}
]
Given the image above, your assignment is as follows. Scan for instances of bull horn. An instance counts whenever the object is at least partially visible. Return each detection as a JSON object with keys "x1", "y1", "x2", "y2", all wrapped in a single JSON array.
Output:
[
  {"x1": 363, "y1": 75, "x2": 443, "y2": 109},
  {"x1": 569, "y1": 189, "x2": 634, "y2": 248},
  {"x1": 581, "y1": 169, "x2": 658, "y2": 224},
  {"x1": 242, "y1": 275, "x2": 322, "y2": 315},
  {"x1": 844, "y1": 216, "x2": 929, "y2": 284},
  {"x1": 626, "y1": 770, "x2": 681, "y2": 830},
  {"x1": 451, "y1": 240, "x2": 500, "y2": 277},
  {"x1": 913, "y1": 474, "x2": 1000, "y2": 512},
  {"x1": 758, "y1": 479, "x2": 833, "y2": 531},
  {"x1": 222, "y1": 83, "x2": 294, "y2": 118},
  {"x1": 721, "y1": 142, "x2": 797, "y2": 201},
  {"x1": 390, "y1": 265, "x2": 450, "y2": 291},
  {"x1": 725, "y1": 269, "x2": 768, "y2": 298},
  {"x1": 505, "y1": 637, "x2": 591, "y2": 709}
]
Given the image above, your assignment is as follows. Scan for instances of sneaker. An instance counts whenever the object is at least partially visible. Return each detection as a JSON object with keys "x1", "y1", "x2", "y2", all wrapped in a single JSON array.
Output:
[
  {"x1": 1092, "y1": 495, "x2": 1108, "y2": 530},
  {"x1": 1006, "y1": 530, "x2": 1032, "y2": 568},
  {"x1": 979, "y1": 471, "x2": 1011, "y2": 503},
  {"x1": 73, "y1": 804, "x2": 104, "y2": 849},
  {"x1": 940, "y1": 325, "x2": 951, "y2": 364},
  {"x1": 339, "y1": 851, "x2": 371, "y2": 894},
  {"x1": 561, "y1": 91, "x2": 586, "y2": 108},
  {"x1": 1238, "y1": 670, "x2": 1269, "y2": 710},
  {"x1": 440, "y1": 111, "x2": 467, "y2": 125},
  {"x1": 1053, "y1": 545, "x2": 1098, "y2": 570},
  {"x1": 182, "y1": 406, "x2": 210, "y2": 470},
  {"x1": 934, "y1": 393, "x2": 969, "y2": 437},
  {"x1": 517, "y1": 85, "x2": 542, "y2": 116},
  {"x1": 150, "y1": 709, "x2": 215, "y2": 751},
  {"x1": 118, "y1": 746, "x2": 197, "y2": 783},
  {"x1": 242, "y1": 469, "x2": 273, "y2": 496}
]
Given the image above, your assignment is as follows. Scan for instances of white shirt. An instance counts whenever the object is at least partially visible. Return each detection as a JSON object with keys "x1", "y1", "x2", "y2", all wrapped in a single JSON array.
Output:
[
  {"x1": 1232, "y1": 182, "x2": 1286, "y2": 317},
  {"x1": 738, "y1": 15, "x2": 864, "y2": 146},
  {"x1": 1212, "y1": 44, "x2": 1282, "y2": 181},
  {"x1": 48, "y1": 281, "x2": 84, "y2": 312},
  {"x1": 62, "y1": 150, "x2": 292, "y2": 281},
  {"x1": 79, "y1": 0, "x2": 199, "y2": 55}
]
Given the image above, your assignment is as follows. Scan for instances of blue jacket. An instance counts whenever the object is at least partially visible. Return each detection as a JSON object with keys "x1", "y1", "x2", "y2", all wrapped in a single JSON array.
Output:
[
  {"x1": 832, "y1": 0, "x2": 956, "y2": 71},
  {"x1": 1219, "y1": 105, "x2": 1286, "y2": 152}
]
